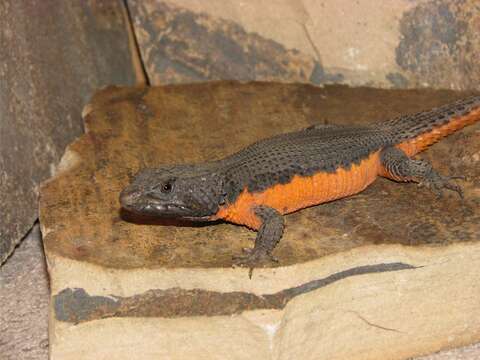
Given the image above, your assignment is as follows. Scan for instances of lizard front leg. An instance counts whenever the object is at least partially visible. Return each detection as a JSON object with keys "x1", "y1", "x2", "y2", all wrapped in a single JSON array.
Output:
[
  {"x1": 379, "y1": 146, "x2": 464, "y2": 197},
  {"x1": 233, "y1": 205, "x2": 284, "y2": 277}
]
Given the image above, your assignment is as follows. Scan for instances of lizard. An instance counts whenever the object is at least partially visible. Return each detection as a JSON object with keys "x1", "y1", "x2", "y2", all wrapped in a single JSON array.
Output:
[{"x1": 120, "y1": 96, "x2": 480, "y2": 275}]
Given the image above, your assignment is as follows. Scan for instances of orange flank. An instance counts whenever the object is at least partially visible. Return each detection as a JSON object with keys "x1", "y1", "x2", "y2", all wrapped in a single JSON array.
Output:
[
  {"x1": 215, "y1": 151, "x2": 381, "y2": 229},
  {"x1": 398, "y1": 107, "x2": 480, "y2": 157}
]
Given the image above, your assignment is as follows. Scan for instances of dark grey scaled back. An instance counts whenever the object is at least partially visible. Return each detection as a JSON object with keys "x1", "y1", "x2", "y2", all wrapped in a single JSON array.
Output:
[{"x1": 219, "y1": 125, "x2": 391, "y2": 200}]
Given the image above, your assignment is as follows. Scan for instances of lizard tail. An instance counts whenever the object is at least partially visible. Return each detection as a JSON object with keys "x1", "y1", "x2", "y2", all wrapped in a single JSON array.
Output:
[{"x1": 380, "y1": 95, "x2": 480, "y2": 157}]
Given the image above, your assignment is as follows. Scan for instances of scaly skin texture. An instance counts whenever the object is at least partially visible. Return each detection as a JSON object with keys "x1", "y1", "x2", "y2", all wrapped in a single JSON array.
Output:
[{"x1": 120, "y1": 96, "x2": 480, "y2": 274}]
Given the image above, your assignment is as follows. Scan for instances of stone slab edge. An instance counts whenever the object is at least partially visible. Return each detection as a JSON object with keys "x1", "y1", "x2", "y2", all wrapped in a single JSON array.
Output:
[{"x1": 46, "y1": 241, "x2": 480, "y2": 360}]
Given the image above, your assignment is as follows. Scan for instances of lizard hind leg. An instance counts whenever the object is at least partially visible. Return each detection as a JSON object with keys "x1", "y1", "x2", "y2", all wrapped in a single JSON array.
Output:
[
  {"x1": 379, "y1": 146, "x2": 464, "y2": 198},
  {"x1": 232, "y1": 205, "x2": 284, "y2": 278}
]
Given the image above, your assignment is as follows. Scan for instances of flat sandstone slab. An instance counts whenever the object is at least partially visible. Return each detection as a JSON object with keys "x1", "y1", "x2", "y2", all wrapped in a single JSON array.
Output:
[{"x1": 40, "y1": 82, "x2": 480, "y2": 359}]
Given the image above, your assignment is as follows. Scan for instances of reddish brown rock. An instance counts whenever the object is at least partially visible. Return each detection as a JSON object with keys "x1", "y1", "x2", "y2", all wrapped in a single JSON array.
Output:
[{"x1": 40, "y1": 82, "x2": 480, "y2": 359}]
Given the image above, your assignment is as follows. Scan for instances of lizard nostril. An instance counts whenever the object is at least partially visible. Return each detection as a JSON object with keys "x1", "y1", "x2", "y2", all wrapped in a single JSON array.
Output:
[{"x1": 119, "y1": 189, "x2": 138, "y2": 207}]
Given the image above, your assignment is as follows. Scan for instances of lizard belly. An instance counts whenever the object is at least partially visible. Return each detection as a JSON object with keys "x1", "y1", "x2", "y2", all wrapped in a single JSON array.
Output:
[{"x1": 216, "y1": 151, "x2": 381, "y2": 229}]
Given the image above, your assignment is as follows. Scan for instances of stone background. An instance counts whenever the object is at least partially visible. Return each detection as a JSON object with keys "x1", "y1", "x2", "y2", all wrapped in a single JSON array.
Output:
[
  {"x1": 1, "y1": 0, "x2": 479, "y2": 359},
  {"x1": 128, "y1": 0, "x2": 480, "y2": 89},
  {"x1": 0, "y1": 0, "x2": 144, "y2": 264}
]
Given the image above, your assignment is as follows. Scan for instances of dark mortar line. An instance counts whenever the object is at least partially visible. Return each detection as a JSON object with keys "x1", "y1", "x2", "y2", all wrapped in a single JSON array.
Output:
[
  {"x1": 123, "y1": 0, "x2": 150, "y2": 86},
  {"x1": 1, "y1": 219, "x2": 41, "y2": 265},
  {"x1": 54, "y1": 262, "x2": 418, "y2": 324},
  {"x1": 300, "y1": 21, "x2": 322, "y2": 65}
]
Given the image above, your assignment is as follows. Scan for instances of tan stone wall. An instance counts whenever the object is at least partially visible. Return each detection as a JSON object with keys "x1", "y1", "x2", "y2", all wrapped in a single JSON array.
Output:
[{"x1": 128, "y1": 0, "x2": 480, "y2": 90}]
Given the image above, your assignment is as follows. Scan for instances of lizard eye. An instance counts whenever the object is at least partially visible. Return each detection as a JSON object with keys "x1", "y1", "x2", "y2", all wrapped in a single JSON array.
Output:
[{"x1": 160, "y1": 181, "x2": 173, "y2": 193}]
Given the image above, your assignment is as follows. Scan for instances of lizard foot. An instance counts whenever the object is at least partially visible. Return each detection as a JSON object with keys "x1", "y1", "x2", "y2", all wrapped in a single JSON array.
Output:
[
  {"x1": 232, "y1": 249, "x2": 278, "y2": 279},
  {"x1": 418, "y1": 170, "x2": 465, "y2": 199}
]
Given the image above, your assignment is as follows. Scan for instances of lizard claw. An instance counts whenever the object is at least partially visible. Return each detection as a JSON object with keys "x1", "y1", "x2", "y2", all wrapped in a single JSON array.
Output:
[
  {"x1": 232, "y1": 250, "x2": 278, "y2": 279},
  {"x1": 419, "y1": 170, "x2": 465, "y2": 200}
]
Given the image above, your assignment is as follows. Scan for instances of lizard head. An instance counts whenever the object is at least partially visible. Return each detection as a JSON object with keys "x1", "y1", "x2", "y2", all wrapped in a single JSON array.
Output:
[{"x1": 120, "y1": 164, "x2": 225, "y2": 220}]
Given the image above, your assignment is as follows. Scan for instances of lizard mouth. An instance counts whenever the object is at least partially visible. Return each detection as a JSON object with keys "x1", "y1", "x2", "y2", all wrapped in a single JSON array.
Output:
[
  {"x1": 130, "y1": 201, "x2": 193, "y2": 217},
  {"x1": 120, "y1": 189, "x2": 192, "y2": 217},
  {"x1": 134, "y1": 202, "x2": 213, "y2": 221}
]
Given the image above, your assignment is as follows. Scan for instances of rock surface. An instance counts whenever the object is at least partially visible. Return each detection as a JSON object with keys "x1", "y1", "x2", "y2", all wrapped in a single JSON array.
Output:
[
  {"x1": 40, "y1": 82, "x2": 480, "y2": 360},
  {"x1": 0, "y1": 0, "x2": 144, "y2": 263}
]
